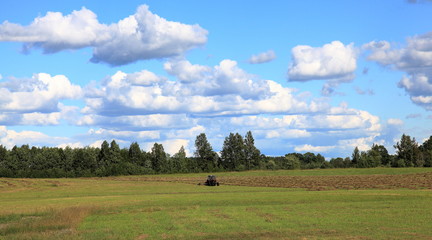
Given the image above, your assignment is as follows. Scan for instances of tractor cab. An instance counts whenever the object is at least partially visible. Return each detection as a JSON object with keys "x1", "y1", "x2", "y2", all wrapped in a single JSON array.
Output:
[{"x1": 204, "y1": 175, "x2": 219, "y2": 186}]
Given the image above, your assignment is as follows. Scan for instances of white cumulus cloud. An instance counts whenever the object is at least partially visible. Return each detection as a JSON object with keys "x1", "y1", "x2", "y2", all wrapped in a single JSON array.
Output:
[
  {"x1": 0, "y1": 73, "x2": 82, "y2": 113},
  {"x1": 0, "y1": 5, "x2": 208, "y2": 66},
  {"x1": 83, "y1": 59, "x2": 320, "y2": 117},
  {"x1": 288, "y1": 41, "x2": 357, "y2": 82},
  {"x1": 364, "y1": 32, "x2": 432, "y2": 110}
]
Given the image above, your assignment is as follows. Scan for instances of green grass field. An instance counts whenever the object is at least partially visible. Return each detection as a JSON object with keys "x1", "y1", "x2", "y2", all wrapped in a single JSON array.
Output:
[{"x1": 1, "y1": 168, "x2": 432, "y2": 239}]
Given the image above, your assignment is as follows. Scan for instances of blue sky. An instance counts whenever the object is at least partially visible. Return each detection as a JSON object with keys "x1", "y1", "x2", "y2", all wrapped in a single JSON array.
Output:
[{"x1": 1, "y1": 0, "x2": 432, "y2": 157}]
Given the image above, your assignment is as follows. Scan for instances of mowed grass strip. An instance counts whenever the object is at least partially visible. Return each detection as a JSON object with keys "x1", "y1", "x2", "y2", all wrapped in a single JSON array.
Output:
[
  {"x1": 112, "y1": 168, "x2": 432, "y2": 190},
  {"x1": 1, "y1": 168, "x2": 432, "y2": 239}
]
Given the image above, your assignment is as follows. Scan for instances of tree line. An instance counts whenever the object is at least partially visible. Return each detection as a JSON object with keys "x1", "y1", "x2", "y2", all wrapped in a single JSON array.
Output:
[{"x1": 0, "y1": 132, "x2": 431, "y2": 178}]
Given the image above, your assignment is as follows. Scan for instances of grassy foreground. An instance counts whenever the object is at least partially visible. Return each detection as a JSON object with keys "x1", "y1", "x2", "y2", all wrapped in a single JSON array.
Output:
[{"x1": 1, "y1": 168, "x2": 432, "y2": 239}]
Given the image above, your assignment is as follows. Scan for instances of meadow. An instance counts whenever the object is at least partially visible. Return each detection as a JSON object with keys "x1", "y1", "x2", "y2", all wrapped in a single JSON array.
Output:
[{"x1": 1, "y1": 168, "x2": 432, "y2": 239}]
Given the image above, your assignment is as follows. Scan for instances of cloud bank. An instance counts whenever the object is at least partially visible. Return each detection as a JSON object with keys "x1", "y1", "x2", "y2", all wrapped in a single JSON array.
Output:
[{"x1": 0, "y1": 57, "x2": 387, "y2": 157}]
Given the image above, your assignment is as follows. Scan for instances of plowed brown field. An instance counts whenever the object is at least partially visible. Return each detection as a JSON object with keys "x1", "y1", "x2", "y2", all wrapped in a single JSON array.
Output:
[{"x1": 114, "y1": 172, "x2": 432, "y2": 191}]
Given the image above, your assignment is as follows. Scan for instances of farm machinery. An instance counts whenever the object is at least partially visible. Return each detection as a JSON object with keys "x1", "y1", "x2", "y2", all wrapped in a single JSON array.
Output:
[{"x1": 202, "y1": 175, "x2": 220, "y2": 186}]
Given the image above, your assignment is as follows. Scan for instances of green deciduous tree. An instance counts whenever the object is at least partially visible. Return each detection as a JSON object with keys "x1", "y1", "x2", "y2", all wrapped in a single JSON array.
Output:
[
  {"x1": 171, "y1": 146, "x2": 187, "y2": 173},
  {"x1": 98, "y1": 140, "x2": 110, "y2": 168},
  {"x1": 394, "y1": 134, "x2": 419, "y2": 167},
  {"x1": 284, "y1": 154, "x2": 301, "y2": 169},
  {"x1": 109, "y1": 140, "x2": 122, "y2": 165},
  {"x1": 194, "y1": 133, "x2": 218, "y2": 171},
  {"x1": 420, "y1": 136, "x2": 432, "y2": 167},
  {"x1": 128, "y1": 142, "x2": 142, "y2": 165},
  {"x1": 221, "y1": 133, "x2": 246, "y2": 171},
  {"x1": 371, "y1": 144, "x2": 390, "y2": 166},
  {"x1": 151, "y1": 143, "x2": 167, "y2": 173}
]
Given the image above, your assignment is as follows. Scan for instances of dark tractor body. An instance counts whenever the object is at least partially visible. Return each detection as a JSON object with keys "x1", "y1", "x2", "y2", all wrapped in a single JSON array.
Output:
[{"x1": 204, "y1": 175, "x2": 219, "y2": 186}]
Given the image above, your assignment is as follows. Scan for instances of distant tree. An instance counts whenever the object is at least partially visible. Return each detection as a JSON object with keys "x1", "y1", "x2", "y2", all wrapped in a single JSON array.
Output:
[
  {"x1": 352, "y1": 147, "x2": 360, "y2": 166},
  {"x1": 356, "y1": 151, "x2": 369, "y2": 168},
  {"x1": 420, "y1": 136, "x2": 432, "y2": 167},
  {"x1": 98, "y1": 140, "x2": 110, "y2": 168},
  {"x1": 151, "y1": 143, "x2": 167, "y2": 173},
  {"x1": 0, "y1": 145, "x2": 7, "y2": 164},
  {"x1": 394, "y1": 134, "x2": 419, "y2": 167},
  {"x1": 0, "y1": 145, "x2": 10, "y2": 177},
  {"x1": 128, "y1": 142, "x2": 142, "y2": 165},
  {"x1": 284, "y1": 154, "x2": 301, "y2": 169},
  {"x1": 371, "y1": 144, "x2": 390, "y2": 166},
  {"x1": 221, "y1": 133, "x2": 246, "y2": 171},
  {"x1": 120, "y1": 148, "x2": 129, "y2": 164},
  {"x1": 142, "y1": 151, "x2": 153, "y2": 170},
  {"x1": 244, "y1": 131, "x2": 261, "y2": 170},
  {"x1": 343, "y1": 157, "x2": 352, "y2": 168},
  {"x1": 185, "y1": 157, "x2": 200, "y2": 173},
  {"x1": 194, "y1": 133, "x2": 218, "y2": 171},
  {"x1": 109, "y1": 140, "x2": 122, "y2": 164},
  {"x1": 300, "y1": 152, "x2": 325, "y2": 169},
  {"x1": 320, "y1": 161, "x2": 332, "y2": 169},
  {"x1": 366, "y1": 145, "x2": 382, "y2": 167},
  {"x1": 42, "y1": 147, "x2": 62, "y2": 170},
  {"x1": 330, "y1": 157, "x2": 345, "y2": 168},
  {"x1": 266, "y1": 159, "x2": 277, "y2": 170},
  {"x1": 10, "y1": 145, "x2": 31, "y2": 176},
  {"x1": 171, "y1": 146, "x2": 187, "y2": 173},
  {"x1": 73, "y1": 147, "x2": 97, "y2": 176},
  {"x1": 59, "y1": 147, "x2": 74, "y2": 173}
]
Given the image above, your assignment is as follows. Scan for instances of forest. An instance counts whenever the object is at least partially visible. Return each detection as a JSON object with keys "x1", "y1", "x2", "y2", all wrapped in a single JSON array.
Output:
[{"x1": 0, "y1": 131, "x2": 431, "y2": 178}]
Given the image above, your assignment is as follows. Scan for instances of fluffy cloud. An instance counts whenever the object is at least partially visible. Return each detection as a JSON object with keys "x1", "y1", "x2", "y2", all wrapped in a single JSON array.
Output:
[
  {"x1": 83, "y1": 59, "x2": 320, "y2": 117},
  {"x1": 398, "y1": 73, "x2": 432, "y2": 110},
  {"x1": 288, "y1": 41, "x2": 357, "y2": 82},
  {"x1": 365, "y1": 32, "x2": 432, "y2": 110},
  {"x1": 91, "y1": 5, "x2": 208, "y2": 66},
  {"x1": 0, "y1": 73, "x2": 82, "y2": 113},
  {"x1": 164, "y1": 58, "x2": 270, "y2": 98},
  {"x1": 0, "y1": 7, "x2": 107, "y2": 52},
  {"x1": 248, "y1": 50, "x2": 276, "y2": 64},
  {"x1": 0, "y1": 5, "x2": 208, "y2": 66},
  {"x1": 164, "y1": 59, "x2": 211, "y2": 83}
]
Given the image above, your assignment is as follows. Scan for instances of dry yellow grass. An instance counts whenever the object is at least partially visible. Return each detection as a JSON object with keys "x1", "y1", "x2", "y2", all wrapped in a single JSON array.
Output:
[{"x1": 0, "y1": 206, "x2": 98, "y2": 239}]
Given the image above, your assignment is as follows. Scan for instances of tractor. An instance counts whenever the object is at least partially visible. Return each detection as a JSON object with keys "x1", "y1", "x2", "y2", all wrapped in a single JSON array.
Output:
[{"x1": 204, "y1": 175, "x2": 219, "y2": 186}]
